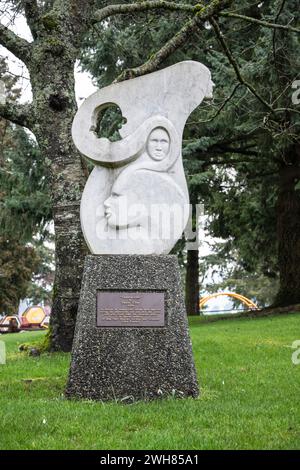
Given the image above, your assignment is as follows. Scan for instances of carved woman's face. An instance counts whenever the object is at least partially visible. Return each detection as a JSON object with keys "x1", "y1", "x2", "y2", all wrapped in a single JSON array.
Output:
[{"x1": 146, "y1": 128, "x2": 170, "y2": 161}]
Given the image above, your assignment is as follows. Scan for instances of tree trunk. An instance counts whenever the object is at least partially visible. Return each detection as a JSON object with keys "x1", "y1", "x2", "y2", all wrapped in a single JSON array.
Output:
[
  {"x1": 30, "y1": 36, "x2": 88, "y2": 351},
  {"x1": 185, "y1": 247, "x2": 199, "y2": 315},
  {"x1": 275, "y1": 144, "x2": 300, "y2": 306}
]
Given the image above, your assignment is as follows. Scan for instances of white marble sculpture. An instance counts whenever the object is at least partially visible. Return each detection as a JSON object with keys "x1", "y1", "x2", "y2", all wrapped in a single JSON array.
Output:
[{"x1": 72, "y1": 61, "x2": 213, "y2": 254}]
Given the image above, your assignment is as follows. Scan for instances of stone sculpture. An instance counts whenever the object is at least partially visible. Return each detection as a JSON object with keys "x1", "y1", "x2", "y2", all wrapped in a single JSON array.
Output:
[{"x1": 72, "y1": 60, "x2": 213, "y2": 255}]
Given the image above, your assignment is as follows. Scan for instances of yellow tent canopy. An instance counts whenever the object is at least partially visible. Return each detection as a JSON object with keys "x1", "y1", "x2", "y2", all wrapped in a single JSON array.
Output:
[
  {"x1": 199, "y1": 292, "x2": 258, "y2": 310},
  {"x1": 22, "y1": 306, "x2": 46, "y2": 325}
]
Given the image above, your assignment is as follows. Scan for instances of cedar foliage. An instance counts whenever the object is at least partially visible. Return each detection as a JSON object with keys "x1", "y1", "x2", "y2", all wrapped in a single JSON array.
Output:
[{"x1": 0, "y1": 58, "x2": 52, "y2": 314}]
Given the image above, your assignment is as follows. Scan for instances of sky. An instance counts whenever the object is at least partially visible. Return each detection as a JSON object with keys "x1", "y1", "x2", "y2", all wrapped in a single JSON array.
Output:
[{"x1": 0, "y1": 9, "x2": 235, "y2": 313}]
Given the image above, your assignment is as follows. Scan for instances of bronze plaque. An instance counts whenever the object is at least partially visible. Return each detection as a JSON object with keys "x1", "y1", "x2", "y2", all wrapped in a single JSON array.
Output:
[{"x1": 97, "y1": 291, "x2": 165, "y2": 327}]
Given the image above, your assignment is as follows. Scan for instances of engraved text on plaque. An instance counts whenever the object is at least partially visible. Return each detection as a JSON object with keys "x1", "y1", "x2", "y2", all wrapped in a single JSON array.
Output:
[{"x1": 97, "y1": 291, "x2": 165, "y2": 327}]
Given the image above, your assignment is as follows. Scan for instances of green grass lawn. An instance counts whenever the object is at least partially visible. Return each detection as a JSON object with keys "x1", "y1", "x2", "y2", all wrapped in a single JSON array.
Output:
[{"x1": 0, "y1": 313, "x2": 300, "y2": 450}]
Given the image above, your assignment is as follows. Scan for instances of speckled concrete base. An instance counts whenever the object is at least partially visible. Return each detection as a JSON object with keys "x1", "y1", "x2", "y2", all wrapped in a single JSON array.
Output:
[{"x1": 65, "y1": 255, "x2": 199, "y2": 401}]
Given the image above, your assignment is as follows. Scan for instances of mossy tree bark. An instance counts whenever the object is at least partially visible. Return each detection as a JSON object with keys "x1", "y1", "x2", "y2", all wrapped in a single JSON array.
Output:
[
  {"x1": 275, "y1": 144, "x2": 300, "y2": 306},
  {"x1": 30, "y1": 56, "x2": 87, "y2": 352},
  {"x1": 185, "y1": 190, "x2": 199, "y2": 316},
  {"x1": 27, "y1": 4, "x2": 96, "y2": 351},
  {"x1": 271, "y1": 21, "x2": 300, "y2": 308}
]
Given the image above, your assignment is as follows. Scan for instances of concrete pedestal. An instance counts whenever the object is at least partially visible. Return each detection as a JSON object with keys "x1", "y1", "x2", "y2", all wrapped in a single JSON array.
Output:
[{"x1": 66, "y1": 255, "x2": 199, "y2": 401}]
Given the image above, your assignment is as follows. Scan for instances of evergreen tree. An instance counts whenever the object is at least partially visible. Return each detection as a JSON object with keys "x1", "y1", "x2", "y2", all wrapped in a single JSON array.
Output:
[
  {"x1": 0, "y1": 57, "x2": 52, "y2": 314},
  {"x1": 80, "y1": 0, "x2": 299, "y2": 308}
]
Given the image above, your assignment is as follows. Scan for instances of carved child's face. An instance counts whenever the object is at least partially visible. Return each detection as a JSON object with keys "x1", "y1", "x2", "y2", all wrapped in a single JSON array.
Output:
[
  {"x1": 147, "y1": 128, "x2": 170, "y2": 161},
  {"x1": 103, "y1": 178, "x2": 146, "y2": 229}
]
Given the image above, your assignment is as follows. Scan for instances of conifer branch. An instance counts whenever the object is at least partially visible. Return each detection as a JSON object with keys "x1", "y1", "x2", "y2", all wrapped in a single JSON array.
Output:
[{"x1": 210, "y1": 17, "x2": 275, "y2": 114}]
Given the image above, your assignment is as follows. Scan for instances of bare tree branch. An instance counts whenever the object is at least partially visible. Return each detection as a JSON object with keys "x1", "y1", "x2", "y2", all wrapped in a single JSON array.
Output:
[
  {"x1": 21, "y1": 0, "x2": 40, "y2": 40},
  {"x1": 192, "y1": 83, "x2": 241, "y2": 124},
  {"x1": 92, "y1": 1, "x2": 194, "y2": 24},
  {"x1": 210, "y1": 17, "x2": 275, "y2": 114},
  {"x1": 0, "y1": 23, "x2": 32, "y2": 64},
  {"x1": 272, "y1": 0, "x2": 287, "y2": 76},
  {"x1": 274, "y1": 107, "x2": 300, "y2": 115},
  {"x1": 220, "y1": 11, "x2": 300, "y2": 34},
  {"x1": 0, "y1": 101, "x2": 34, "y2": 129},
  {"x1": 114, "y1": 0, "x2": 233, "y2": 82},
  {"x1": 93, "y1": 0, "x2": 233, "y2": 24}
]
